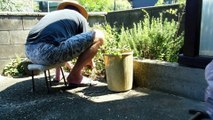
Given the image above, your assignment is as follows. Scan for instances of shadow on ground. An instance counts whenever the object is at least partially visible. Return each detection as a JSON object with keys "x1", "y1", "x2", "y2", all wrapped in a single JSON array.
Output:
[{"x1": 0, "y1": 75, "x2": 207, "y2": 120}]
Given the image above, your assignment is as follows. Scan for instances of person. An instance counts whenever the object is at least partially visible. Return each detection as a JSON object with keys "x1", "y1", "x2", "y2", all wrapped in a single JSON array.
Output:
[
  {"x1": 53, "y1": 61, "x2": 73, "y2": 82},
  {"x1": 25, "y1": 0, "x2": 104, "y2": 87},
  {"x1": 189, "y1": 60, "x2": 213, "y2": 120},
  {"x1": 204, "y1": 59, "x2": 213, "y2": 120},
  {"x1": 53, "y1": 60, "x2": 94, "y2": 82}
]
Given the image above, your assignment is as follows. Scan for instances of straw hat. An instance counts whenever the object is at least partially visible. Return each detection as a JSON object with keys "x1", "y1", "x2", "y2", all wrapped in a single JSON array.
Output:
[{"x1": 57, "y1": 0, "x2": 88, "y2": 19}]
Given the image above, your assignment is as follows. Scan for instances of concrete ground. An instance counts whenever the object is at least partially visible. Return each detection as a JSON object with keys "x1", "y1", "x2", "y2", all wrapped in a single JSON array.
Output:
[{"x1": 0, "y1": 74, "x2": 208, "y2": 120}]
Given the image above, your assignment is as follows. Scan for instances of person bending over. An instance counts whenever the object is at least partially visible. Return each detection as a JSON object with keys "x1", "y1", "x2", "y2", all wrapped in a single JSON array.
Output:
[{"x1": 25, "y1": 1, "x2": 104, "y2": 87}]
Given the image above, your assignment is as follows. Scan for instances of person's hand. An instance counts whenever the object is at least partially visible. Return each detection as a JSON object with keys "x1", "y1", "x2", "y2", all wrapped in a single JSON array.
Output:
[{"x1": 93, "y1": 29, "x2": 104, "y2": 41}]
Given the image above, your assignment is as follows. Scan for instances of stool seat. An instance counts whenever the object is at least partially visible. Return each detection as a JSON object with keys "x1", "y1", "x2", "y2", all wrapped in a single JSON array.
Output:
[
  {"x1": 28, "y1": 63, "x2": 67, "y2": 93},
  {"x1": 28, "y1": 63, "x2": 64, "y2": 71}
]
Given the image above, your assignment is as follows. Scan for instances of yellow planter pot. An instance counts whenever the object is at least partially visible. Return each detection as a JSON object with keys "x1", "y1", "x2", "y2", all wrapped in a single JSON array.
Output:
[{"x1": 104, "y1": 51, "x2": 133, "y2": 92}]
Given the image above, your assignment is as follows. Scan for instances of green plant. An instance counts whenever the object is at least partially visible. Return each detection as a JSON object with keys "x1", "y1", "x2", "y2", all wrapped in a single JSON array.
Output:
[
  {"x1": 113, "y1": 0, "x2": 132, "y2": 11},
  {"x1": 118, "y1": 10, "x2": 184, "y2": 62},
  {"x1": 0, "y1": 0, "x2": 38, "y2": 12},
  {"x1": 155, "y1": 0, "x2": 186, "y2": 6},
  {"x1": 2, "y1": 56, "x2": 35, "y2": 77},
  {"x1": 78, "y1": 0, "x2": 131, "y2": 12},
  {"x1": 89, "y1": 8, "x2": 184, "y2": 77},
  {"x1": 3, "y1": 56, "x2": 24, "y2": 77}
]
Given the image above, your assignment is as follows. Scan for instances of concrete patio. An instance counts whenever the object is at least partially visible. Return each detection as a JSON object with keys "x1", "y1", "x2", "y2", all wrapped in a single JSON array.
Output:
[{"x1": 0, "y1": 73, "x2": 207, "y2": 120}]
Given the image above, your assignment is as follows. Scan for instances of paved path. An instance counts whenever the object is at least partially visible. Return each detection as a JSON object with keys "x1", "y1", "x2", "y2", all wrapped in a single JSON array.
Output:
[{"x1": 0, "y1": 75, "x2": 207, "y2": 120}]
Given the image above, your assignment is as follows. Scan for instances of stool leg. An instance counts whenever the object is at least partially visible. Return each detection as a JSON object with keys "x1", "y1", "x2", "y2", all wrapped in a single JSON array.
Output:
[
  {"x1": 48, "y1": 70, "x2": 52, "y2": 87},
  {"x1": 44, "y1": 70, "x2": 50, "y2": 93},
  {"x1": 60, "y1": 67, "x2": 67, "y2": 86},
  {"x1": 189, "y1": 112, "x2": 202, "y2": 120},
  {"x1": 31, "y1": 71, "x2": 35, "y2": 92},
  {"x1": 189, "y1": 109, "x2": 210, "y2": 119}
]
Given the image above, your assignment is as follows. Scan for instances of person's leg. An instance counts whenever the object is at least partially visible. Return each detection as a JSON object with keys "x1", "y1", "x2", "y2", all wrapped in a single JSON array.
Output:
[
  {"x1": 67, "y1": 30, "x2": 104, "y2": 84},
  {"x1": 65, "y1": 62, "x2": 73, "y2": 70},
  {"x1": 54, "y1": 67, "x2": 61, "y2": 82},
  {"x1": 54, "y1": 62, "x2": 74, "y2": 81},
  {"x1": 204, "y1": 60, "x2": 213, "y2": 119},
  {"x1": 86, "y1": 59, "x2": 95, "y2": 69}
]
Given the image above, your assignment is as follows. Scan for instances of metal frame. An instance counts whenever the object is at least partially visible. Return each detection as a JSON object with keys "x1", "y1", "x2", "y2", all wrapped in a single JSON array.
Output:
[
  {"x1": 31, "y1": 67, "x2": 67, "y2": 93},
  {"x1": 178, "y1": 0, "x2": 213, "y2": 68}
]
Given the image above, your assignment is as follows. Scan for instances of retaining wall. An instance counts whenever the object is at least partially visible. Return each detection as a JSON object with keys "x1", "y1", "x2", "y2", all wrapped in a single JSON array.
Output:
[{"x1": 134, "y1": 59, "x2": 207, "y2": 101}]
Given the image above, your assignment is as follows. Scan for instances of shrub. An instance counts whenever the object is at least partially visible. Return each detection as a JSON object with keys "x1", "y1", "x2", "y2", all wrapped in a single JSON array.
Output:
[
  {"x1": 155, "y1": 0, "x2": 186, "y2": 6},
  {"x1": 2, "y1": 56, "x2": 33, "y2": 77},
  {"x1": 119, "y1": 11, "x2": 184, "y2": 62},
  {"x1": 0, "y1": 0, "x2": 38, "y2": 12},
  {"x1": 91, "y1": 9, "x2": 183, "y2": 77},
  {"x1": 93, "y1": 9, "x2": 184, "y2": 67},
  {"x1": 78, "y1": 0, "x2": 131, "y2": 12}
]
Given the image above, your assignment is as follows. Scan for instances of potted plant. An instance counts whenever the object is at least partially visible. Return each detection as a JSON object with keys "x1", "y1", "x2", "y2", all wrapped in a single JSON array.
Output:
[
  {"x1": 92, "y1": 24, "x2": 134, "y2": 92},
  {"x1": 104, "y1": 49, "x2": 133, "y2": 92}
]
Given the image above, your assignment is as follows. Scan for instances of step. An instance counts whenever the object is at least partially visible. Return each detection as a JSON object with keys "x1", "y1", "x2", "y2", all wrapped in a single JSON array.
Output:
[{"x1": 134, "y1": 59, "x2": 208, "y2": 101}]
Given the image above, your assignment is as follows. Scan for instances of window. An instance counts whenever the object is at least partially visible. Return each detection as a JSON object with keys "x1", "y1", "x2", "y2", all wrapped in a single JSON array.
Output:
[
  {"x1": 199, "y1": 0, "x2": 213, "y2": 56},
  {"x1": 178, "y1": 0, "x2": 213, "y2": 68},
  {"x1": 36, "y1": 0, "x2": 60, "y2": 12}
]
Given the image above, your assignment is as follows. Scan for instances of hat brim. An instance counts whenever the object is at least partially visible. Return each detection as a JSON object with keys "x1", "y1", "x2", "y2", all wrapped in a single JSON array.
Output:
[{"x1": 57, "y1": 2, "x2": 88, "y2": 19}]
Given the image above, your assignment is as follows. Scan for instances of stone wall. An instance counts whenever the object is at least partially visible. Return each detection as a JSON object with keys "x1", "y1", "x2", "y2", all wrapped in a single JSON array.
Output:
[
  {"x1": 0, "y1": 12, "x2": 44, "y2": 73},
  {"x1": 134, "y1": 59, "x2": 207, "y2": 101}
]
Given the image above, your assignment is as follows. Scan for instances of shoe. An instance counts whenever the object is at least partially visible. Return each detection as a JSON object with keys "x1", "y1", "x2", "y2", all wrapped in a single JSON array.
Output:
[{"x1": 67, "y1": 76, "x2": 98, "y2": 88}]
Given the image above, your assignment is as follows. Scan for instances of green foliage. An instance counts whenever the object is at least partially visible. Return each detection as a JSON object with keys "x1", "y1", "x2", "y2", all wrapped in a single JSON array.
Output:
[
  {"x1": 113, "y1": 0, "x2": 132, "y2": 11},
  {"x1": 89, "y1": 24, "x2": 117, "y2": 76},
  {"x1": 2, "y1": 56, "x2": 25, "y2": 77},
  {"x1": 0, "y1": 0, "x2": 38, "y2": 12},
  {"x1": 155, "y1": 0, "x2": 186, "y2": 6},
  {"x1": 95, "y1": 24, "x2": 131, "y2": 55},
  {"x1": 155, "y1": 0, "x2": 164, "y2": 6},
  {"x1": 78, "y1": 0, "x2": 131, "y2": 12},
  {"x1": 91, "y1": 9, "x2": 184, "y2": 76},
  {"x1": 93, "y1": 9, "x2": 183, "y2": 63},
  {"x1": 120, "y1": 11, "x2": 184, "y2": 62},
  {"x1": 2, "y1": 56, "x2": 38, "y2": 77}
]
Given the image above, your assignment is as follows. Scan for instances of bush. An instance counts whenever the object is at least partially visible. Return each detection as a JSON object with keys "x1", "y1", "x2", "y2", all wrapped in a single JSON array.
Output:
[
  {"x1": 2, "y1": 56, "x2": 34, "y2": 77},
  {"x1": 155, "y1": 0, "x2": 186, "y2": 6},
  {"x1": 91, "y1": 10, "x2": 183, "y2": 77},
  {"x1": 0, "y1": 0, "x2": 39, "y2": 12},
  {"x1": 78, "y1": 0, "x2": 131, "y2": 12},
  {"x1": 92, "y1": 9, "x2": 184, "y2": 73},
  {"x1": 119, "y1": 11, "x2": 184, "y2": 62}
]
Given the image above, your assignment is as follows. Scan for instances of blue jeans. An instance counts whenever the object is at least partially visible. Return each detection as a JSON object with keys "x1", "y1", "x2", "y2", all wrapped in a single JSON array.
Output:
[{"x1": 25, "y1": 32, "x2": 94, "y2": 65}]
